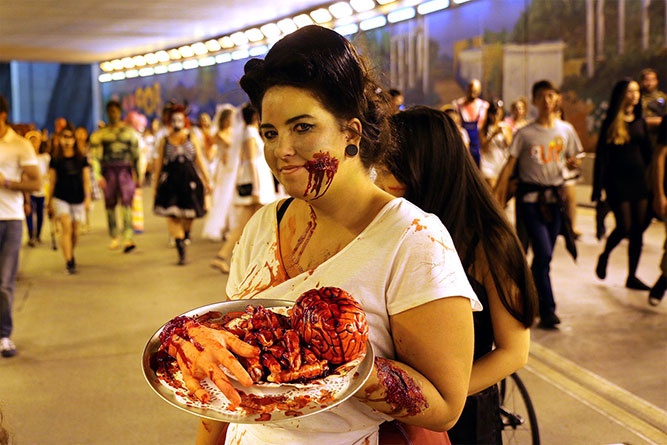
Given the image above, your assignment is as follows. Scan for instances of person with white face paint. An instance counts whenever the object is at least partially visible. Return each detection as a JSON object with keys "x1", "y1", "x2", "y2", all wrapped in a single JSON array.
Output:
[{"x1": 153, "y1": 105, "x2": 211, "y2": 265}]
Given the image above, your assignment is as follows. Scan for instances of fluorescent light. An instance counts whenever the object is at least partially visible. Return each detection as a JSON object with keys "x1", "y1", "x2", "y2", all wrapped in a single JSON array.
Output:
[
  {"x1": 216, "y1": 53, "x2": 232, "y2": 64},
  {"x1": 249, "y1": 45, "x2": 269, "y2": 56},
  {"x1": 334, "y1": 23, "x2": 359, "y2": 35},
  {"x1": 350, "y1": 0, "x2": 376, "y2": 12},
  {"x1": 198, "y1": 56, "x2": 215, "y2": 67},
  {"x1": 310, "y1": 8, "x2": 332, "y2": 23},
  {"x1": 231, "y1": 31, "x2": 249, "y2": 46},
  {"x1": 417, "y1": 0, "x2": 449, "y2": 14},
  {"x1": 154, "y1": 65, "x2": 168, "y2": 74},
  {"x1": 277, "y1": 18, "x2": 298, "y2": 34},
  {"x1": 191, "y1": 42, "x2": 208, "y2": 55},
  {"x1": 178, "y1": 45, "x2": 194, "y2": 58},
  {"x1": 293, "y1": 14, "x2": 314, "y2": 28},
  {"x1": 125, "y1": 69, "x2": 139, "y2": 78},
  {"x1": 377, "y1": 0, "x2": 395, "y2": 4},
  {"x1": 144, "y1": 53, "x2": 158, "y2": 64},
  {"x1": 121, "y1": 57, "x2": 135, "y2": 69},
  {"x1": 183, "y1": 59, "x2": 199, "y2": 70},
  {"x1": 100, "y1": 62, "x2": 113, "y2": 72},
  {"x1": 205, "y1": 39, "x2": 221, "y2": 52},
  {"x1": 169, "y1": 49, "x2": 181, "y2": 60},
  {"x1": 155, "y1": 51, "x2": 170, "y2": 63},
  {"x1": 453, "y1": 0, "x2": 471, "y2": 3},
  {"x1": 232, "y1": 49, "x2": 250, "y2": 60},
  {"x1": 168, "y1": 62, "x2": 183, "y2": 72},
  {"x1": 245, "y1": 28, "x2": 264, "y2": 42},
  {"x1": 388, "y1": 6, "x2": 416, "y2": 22},
  {"x1": 98, "y1": 73, "x2": 113, "y2": 82},
  {"x1": 111, "y1": 72, "x2": 126, "y2": 80},
  {"x1": 139, "y1": 67, "x2": 155, "y2": 77},
  {"x1": 111, "y1": 59, "x2": 124, "y2": 70},
  {"x1": 132, "y1": 55, "x2": 146, "y2": 67},
  {"x1": 359, "y1": 15, "x2": 387, "y2": 30},
  {"x1": 260, "y1": 23, "x2": 281, "y2": 39},
  {"x1": 219, "y1": 36, "x2": 235, "y2": 48},
  {"x1": 267, "y1": 36, "x2": 282, "y2": 47},
  {"x1": 329, "y1": 2, "x2": 353, "y2": 18}
]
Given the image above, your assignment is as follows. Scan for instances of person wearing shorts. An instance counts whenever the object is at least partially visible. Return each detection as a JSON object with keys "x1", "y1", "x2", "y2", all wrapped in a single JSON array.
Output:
[{"x1": 48, "y1": 123, "x2": 91, "y2": 274}]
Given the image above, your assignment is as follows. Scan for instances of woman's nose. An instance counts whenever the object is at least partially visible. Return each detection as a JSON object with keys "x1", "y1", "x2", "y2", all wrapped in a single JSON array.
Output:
[{"x1": 274, "y1": 135, "x2": 295, "y2": 158}]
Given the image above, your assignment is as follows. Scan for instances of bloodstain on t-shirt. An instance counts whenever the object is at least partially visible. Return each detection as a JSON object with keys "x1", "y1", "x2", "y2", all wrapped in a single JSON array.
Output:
[{"x1": 303, "y1": 152, "x2": 339, "y2": 199}]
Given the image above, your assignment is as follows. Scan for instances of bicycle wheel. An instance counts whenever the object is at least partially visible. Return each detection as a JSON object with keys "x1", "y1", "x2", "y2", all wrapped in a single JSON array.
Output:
[{"x1": 500, "y1": 372, "x2": 540, "y2": 445}]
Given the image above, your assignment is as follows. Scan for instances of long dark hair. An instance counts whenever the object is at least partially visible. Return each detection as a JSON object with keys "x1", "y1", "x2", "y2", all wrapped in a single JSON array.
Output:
[
  {"x1": 386, "y1": 107, "x2": 537, "y2": 327},
  {"x1": 52, "y1": 122, "x2": 86, "y2": 161},
  {"x1": 240, "y1": 25, "x2": 393, "y2": 168}
]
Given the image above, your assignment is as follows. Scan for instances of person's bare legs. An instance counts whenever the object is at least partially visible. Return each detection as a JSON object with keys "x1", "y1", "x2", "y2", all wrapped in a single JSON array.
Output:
[
  {"x1": 59, "y1": 214, "x2": 73, "y2": 262},
  {"x1": 212, "y1": 204, "x2": 260, "y2": 273}
]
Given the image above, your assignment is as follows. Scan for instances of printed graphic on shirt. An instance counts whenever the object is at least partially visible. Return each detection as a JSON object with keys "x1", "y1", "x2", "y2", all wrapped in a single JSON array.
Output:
[{"x1": 529, "y1": 136, "x2": 565, "y2": 165}]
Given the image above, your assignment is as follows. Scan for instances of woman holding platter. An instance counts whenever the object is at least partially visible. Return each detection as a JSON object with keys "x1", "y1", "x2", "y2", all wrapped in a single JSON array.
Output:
[{"x1": 189, "y1": 25, "x2": 479, "y2": 445}]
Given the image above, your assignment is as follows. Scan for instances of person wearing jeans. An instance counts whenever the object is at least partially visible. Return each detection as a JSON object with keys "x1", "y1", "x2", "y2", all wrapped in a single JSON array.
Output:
[
  {"x1": 0, "y1": 95, "x2": 41, "y2": 357},
  {"x1": 495, "y1": 80, "x2": 582, "y2": 328}
]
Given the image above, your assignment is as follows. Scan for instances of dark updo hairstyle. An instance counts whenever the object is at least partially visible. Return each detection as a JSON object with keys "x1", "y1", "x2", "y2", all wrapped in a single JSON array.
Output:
[
  {"x1": 241, "y1": 103, "x2": 258, "y2": 125},
  {"x1": 239, "y1": 25, "x2": 393, "y2": 168},
  {"x1": 387, "y1": 106, "x2": 537, "y2": 327}
]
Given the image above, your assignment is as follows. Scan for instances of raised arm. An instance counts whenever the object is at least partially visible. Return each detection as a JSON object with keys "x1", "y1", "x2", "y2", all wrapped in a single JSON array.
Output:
[{"x1": 493, "y1": 156, "x2": 518, "y2": 205}]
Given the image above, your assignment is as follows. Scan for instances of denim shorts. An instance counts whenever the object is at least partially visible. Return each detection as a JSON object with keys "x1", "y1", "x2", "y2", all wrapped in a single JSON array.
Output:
[{"x1": 53, "y1": 198, "x2": 85, "y2": 223}]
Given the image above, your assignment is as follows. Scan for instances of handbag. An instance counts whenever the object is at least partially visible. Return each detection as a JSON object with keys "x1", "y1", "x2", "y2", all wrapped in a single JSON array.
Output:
[{"x1": 236, "y1": 183, "x2": 253, "y2": 197}]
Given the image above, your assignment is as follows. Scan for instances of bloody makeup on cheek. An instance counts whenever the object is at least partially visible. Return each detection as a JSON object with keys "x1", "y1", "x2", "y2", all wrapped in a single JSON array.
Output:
[{"x1": 303, "y1": 151, "x2": 339, "y2": 199}]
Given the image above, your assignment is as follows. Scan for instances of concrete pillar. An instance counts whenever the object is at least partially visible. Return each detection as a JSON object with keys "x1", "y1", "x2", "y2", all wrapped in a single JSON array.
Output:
[
  {"x1": 587, "y1": 0, "x2": 595, "y2": 77},
  {"x1": 9, "y1": 61, "x2": 20, "y2": 124},
  {"x1": 91, "y1": 63, "x2": 102, "y2": 131},
  {"x1": 618, "y1": 0, "x2": 625, "y2": 54},
  {"x1": 596, "y1": 0, "x2": 605, "y2": 60},
  {"x1": 641, "y1": 0, "x2": 651, "y2": 50}
]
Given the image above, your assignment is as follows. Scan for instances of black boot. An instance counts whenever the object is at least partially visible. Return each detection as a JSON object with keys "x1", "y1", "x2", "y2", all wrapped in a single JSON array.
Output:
[
  {"x1": 596, "y1": 252, "x2": 608, "y2": 280},
  {"x1": 176, "y1": 238, "x2": 186, "y2": 265},
  {"x1": 649, "y1": 275, "x2": 666, "y2": 306}
]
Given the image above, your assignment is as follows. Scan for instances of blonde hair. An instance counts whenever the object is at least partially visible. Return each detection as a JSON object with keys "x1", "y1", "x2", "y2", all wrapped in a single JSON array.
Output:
[{"x1": 607, "y1": 112, "x2": 630, "y2": 145}]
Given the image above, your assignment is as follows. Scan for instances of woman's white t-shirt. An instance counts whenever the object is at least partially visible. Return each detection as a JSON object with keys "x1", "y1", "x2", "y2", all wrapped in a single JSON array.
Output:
[{"x1": 224, "y1": 198, "x2": 481, "y2": 445}]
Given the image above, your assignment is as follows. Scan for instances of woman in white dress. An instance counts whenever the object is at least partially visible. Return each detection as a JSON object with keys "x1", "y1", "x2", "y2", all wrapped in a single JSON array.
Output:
[
  {"x1": 211, "y1": 103, "x2": 276, "y2": 272},
  {"x1": 480, "y1": 100, "x2": 512, "y2": 189},
  {"x1": 195, "y1": 25, "x2": 479, "y2": 445}
]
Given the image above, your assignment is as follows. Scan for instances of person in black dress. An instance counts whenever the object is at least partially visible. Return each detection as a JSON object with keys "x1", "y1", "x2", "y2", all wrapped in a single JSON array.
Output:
[
  {"x1": 593, "y1": 79, "x2": 653, "y2": 289},
  {"x1": 153, "y1": 105, "x2": 211, "y2": 264}
]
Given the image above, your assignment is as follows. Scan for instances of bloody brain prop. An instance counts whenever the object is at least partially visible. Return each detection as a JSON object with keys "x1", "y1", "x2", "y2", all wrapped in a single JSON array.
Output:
[{"x1": 290, "y1": 287, "x2": 368, "y2": 365}]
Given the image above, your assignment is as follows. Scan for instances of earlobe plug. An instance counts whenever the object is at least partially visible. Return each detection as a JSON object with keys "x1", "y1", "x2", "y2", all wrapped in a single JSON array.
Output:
[{"x1": 345, "y1": 144, "x2": 359, "y2": 157}]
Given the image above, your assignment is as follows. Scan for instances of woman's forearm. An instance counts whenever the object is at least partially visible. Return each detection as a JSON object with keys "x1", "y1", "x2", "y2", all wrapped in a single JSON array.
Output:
[{"x1": 467, "y1": 345, "x2": 528, "y2": 395}]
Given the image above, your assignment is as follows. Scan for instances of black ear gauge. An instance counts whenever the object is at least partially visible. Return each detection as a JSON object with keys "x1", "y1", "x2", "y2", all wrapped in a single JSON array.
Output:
[{"x1": 345, "y1": 144, "x2": 359, "y2": 157}]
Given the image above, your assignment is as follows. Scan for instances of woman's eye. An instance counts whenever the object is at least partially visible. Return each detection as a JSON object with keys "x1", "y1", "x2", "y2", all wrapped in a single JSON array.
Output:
[
  {"x1": 263, "y1": 130, "x2": 277, "y2": 140},
  {"x1": 294, "y1": 123, "x2": 313, "y2": 133}
]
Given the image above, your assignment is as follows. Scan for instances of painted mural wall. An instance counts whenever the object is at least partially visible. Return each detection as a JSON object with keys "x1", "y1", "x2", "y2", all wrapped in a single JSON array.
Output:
[{"x1": 102, "y1": 0, "x2": 667, "y2": 151}]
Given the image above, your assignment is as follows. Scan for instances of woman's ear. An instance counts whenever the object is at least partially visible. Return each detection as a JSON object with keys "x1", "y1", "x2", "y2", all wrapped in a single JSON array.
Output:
[{"x1": 343, "y1": 118, "x2": 362, "y2": 146}]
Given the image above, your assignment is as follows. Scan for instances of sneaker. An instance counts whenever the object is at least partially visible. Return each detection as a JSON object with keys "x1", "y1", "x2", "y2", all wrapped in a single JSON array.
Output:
[
  {"x1": 1, "y1": 337, "x2": 17, "y2": 358},
  {"x1": 537, "y1": 312, "x2": 561, "y2": 329},
  {"x1": 123, "y1": 240, "x2": 136, "y2": 253},
  {"x1": 595, "y1": 253, "x2": 608, "y2": 280},
  {"x1": 649, "y1": 275, "x2": 666, "y2": 306},
  {"x1": 66, "y1": 259, "x2": 76, "y2": 275},
  {"x1": 27, "y1": 238, "x2": 36, "y2": 247},
  {"x1": 109, "y1": 238, "x2": 120, "y2": 250}
]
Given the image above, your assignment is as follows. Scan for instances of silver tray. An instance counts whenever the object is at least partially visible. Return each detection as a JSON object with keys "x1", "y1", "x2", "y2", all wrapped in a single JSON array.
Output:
[{"x1": 142, "y1": 299, "x2": 374, "y2": 424}]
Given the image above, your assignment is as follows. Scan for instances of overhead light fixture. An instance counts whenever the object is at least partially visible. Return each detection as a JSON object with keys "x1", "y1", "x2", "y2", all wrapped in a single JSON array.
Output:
[
  {"x1": 231, "y1": 31, "x2": 249, "y2": 46},
  {"x1": 139, "y1": 67, "x2": 155, "y2": 77},
  {"x1": 205, "y1": 39, "x2": 221, "y2": 52},
  {"x1": 154, "y1": 65, "x2": 169, "y2": 74},
  {"x1": 155, "y1": 51, "x2": 170, "y2": 63},
  {"x1": 453, "y1": 0, "x2": 470, "y2": 3},
  {"x1": 417, "y1": 0, "x2": 450, "y2": 14},
  {"x1": 125, "y1": 69, "x2": 139, "y2": 78},
  {"x1": 387, "y1": 6, "x2": 416, "y2": 23},
  {"x1": 144, "y1": 53, "x2": 159, "y2": 65},
  {"x1": 98, "y1": 73, "x2": 113, "y2": 82},
  {"x1": 100, "y1": 62, "x2": 113, "y2": 72},
  {"x1": 277, "y1": 18, "x2": 298, "y2": 34},
  {"x1": 329, "y1": 2, "x2": 353, "y2": 18},
  {"x1": 132, "y1": 55, "x2": 146, "y2": 67},
  {"x1": 183, "y1": 59, "x2": 199, "y2": 70},
  {"x1": 260, "y1": 23, "x2": 281, "y2": 39},
  {"x1": 191, "y1": 42, "x2": 208, "y2": 56},
  {"x1": 334, "y1": 23, "x2": 359, "y2": 36},
  {"x1": 219, "y1": 36, "x2": 235, "y2": 48},
  {"x1": 293, "y1": 14, "x2": 314, "y2": 28},
  {"x1": 168, "y1": 49, "x2": 181, "y2": 60},
  {"x1": 111, "y1": 59, "x2": 124, "y2": 71},
  {"x1": 310, "y1": 8, "x2": 332, "y2": 23},
  {"x1": 350, "y1": 0, "x2": 376, "y2": 13},
  {"x1": 168, "y1": 62, "x2": 183, "y2": 72},
  {"x1": 376, "y1": 0, "x2": 395, "y2": 4},
  {"x1": 245, "y1": 28, "x2": 264, "y2": 42},
  {"x1": 111, "y1": 72, "x2": 126, "y2": 81},
  {"x1": 359, "y1": 15, "x2": 387, "y2": 30},
  {"x1": 121, "y1": 57, "x2": 135, "y2": 69},
  {"x1": 216, "y1": 53, "x2": 232, "y2": 64},
  {"x1": 198, "y1": 56, "x2": 216, "y2": 67},
  {"x1": 232, "y1": 49, "x2": 250, "y2": 60},
  {"x1": 178, "y1": 45, "x2": 194, "y2": 58},
  {"x1": 249, "y1": 45, "x2": 269, "y2": 57}
]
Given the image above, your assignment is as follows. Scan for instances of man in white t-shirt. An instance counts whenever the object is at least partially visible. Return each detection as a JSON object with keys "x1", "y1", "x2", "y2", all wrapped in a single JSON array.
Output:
[
  {"x1": 495, "y1": 80, "x2": 582, "y2": 329},
  {"x1": 0, "y1": 95, "x2": 41, "y2": 357}
]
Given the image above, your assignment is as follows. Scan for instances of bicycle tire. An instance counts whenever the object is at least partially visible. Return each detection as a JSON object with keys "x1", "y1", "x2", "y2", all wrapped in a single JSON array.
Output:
[{"x1": 500, "y1": 372, "x2": 540, "y2": 445}]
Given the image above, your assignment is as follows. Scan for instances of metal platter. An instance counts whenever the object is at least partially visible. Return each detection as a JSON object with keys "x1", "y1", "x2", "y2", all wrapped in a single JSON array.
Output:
[{"x1": 142, "y1": 299, "x2": 374, "y2": 424}]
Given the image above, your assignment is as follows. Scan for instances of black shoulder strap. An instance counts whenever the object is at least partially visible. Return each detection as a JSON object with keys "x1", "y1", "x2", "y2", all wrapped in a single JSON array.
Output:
[{"x1": 276, "y1": 197, "x2": 295, "y2": 224}]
